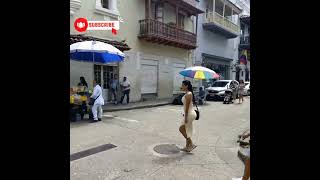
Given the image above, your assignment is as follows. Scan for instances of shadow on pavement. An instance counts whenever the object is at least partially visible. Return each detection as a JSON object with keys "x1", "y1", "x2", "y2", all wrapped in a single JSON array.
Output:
[{"x1": 152, "y1": 153, "x2": 191, "y2": 165}]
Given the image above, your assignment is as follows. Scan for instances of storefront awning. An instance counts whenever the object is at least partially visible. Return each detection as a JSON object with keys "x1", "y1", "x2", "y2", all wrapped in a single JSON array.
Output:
[
  {"x1": 70, "y1": 34, "x2": 131, "y2": 52},
  {"x1": 202, "y1": 53, "x2": 233, "y2": 66}
]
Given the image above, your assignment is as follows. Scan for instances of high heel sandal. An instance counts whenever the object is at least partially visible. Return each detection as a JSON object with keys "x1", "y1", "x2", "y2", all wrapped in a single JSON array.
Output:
[{"x1": 186, "y1": 144, "x2": 197, "y2": 152}]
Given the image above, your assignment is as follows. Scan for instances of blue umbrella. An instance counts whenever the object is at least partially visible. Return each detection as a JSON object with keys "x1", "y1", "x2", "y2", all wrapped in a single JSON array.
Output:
[{"x1": 70, "y1": 40, "x2": 125, "y2": 63}]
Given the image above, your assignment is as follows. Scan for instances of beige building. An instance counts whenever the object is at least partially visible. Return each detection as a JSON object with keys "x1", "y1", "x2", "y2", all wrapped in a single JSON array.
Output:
[{"x1": 70, "y1": 0, "x2": 203, "y2": 103}]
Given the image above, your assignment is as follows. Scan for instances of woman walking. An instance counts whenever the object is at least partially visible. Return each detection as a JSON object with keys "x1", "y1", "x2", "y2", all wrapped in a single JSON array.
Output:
[{"x1": 179, "y1": 80, "x2": 197, "y2": 152}]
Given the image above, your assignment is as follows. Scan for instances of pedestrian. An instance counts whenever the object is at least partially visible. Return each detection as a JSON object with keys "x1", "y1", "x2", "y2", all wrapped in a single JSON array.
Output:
[
  {"x1": 230, "y1": 81, "x2": 238, "y2": 103},
  {"x1": 233, "y1": 133, "x2": 250, "y2": 180},
  {"x1": 238, "y1": 80, "x2": 245, "y2": 104},
  {"x1": 78, "y1": 76, "x2": 88, "y2": 88},
  {"x1": 77, "y1": 77, "x2": 89, "y2": 119},
  {"x1": 198, "y1": 87, "x2": 205, "y2": 105},
  {"x1": 90, "y1": 80, "x2": 104, "y2": 123},
  {"x1": 179, "y1": 80, "x2": 197, "y2": 152},
  {"x1": 120, "y1": 76, "x2": 130, "y2": 104},
  {"x1": 110, "y1": 74, "x2": 119, "y2": 104}
]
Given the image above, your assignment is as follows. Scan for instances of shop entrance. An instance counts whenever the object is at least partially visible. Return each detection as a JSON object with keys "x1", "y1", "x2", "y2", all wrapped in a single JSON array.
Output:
[{"x1": 94, "y1": 64, "x2": 119, "y2": 103}]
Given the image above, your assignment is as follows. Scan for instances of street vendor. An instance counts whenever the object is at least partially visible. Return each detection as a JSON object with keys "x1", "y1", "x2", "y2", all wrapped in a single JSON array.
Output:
[
  {"x1": 78, "y1": 76, "x2": 88, "y2": 88},
  {"x1": 77, "y1": 76, "x2": 89, "y2": 96}
]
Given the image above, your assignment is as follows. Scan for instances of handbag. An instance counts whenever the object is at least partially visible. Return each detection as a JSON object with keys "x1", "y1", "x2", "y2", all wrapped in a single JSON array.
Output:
[
  {"x1": 88, "y1": 93, "x2": 101, "y2": 106},
  {"x1": 194, "y1": 103, "x2": 200, "y2": 120}
]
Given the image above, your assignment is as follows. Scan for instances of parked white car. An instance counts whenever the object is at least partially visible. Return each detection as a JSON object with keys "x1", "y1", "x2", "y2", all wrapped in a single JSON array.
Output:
[
  {"x1": 243, "y1": 81, "x2": 250, "y2": 96},
  {"x1": 206, "y1": 80, "x2": 239, "y2": 100}
]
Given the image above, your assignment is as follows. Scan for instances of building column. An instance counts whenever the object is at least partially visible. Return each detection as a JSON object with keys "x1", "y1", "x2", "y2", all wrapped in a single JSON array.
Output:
[
  {"x1": 145, "y1": 0, "x2": 151, "y2": 19},
  {"x1": 176, "y1": 5, "x2": 179, "y2": 25},
  {"x1": 213, "y1": 0, "x2": 215, "y2": 13},
  {"x1": 111, "y1": 0, "x2": 118, "y2": 12},
  {"x1": 222, "y1": 0, "x2": 225, "y2": 17}
]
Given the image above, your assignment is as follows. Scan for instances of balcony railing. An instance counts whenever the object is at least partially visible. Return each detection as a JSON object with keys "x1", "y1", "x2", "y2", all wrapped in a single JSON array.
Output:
[
  {"x1": 205, "y1": 11, "x2": 240, "y2": 34},
  {"x1": 181, "y1": 0, "x2": 197, "y2": 7},
  {"x1": 240, "y1": 36, "x2": 250, "y2": 45},
  {"x1": 139, "y1": 19, "x2": 197, "y2": 49}
]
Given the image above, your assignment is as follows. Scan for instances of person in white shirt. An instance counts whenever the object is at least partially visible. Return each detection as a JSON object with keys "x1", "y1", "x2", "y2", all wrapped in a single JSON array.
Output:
[
  {"x1": 90, "y1": 80, "x2": 104, "y2": 123},
  {"x1": 120, "y1": 76, "x2": 130, "y2": 104}
]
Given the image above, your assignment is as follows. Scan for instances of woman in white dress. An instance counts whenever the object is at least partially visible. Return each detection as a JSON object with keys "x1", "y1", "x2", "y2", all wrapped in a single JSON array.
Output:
[{"x1": 179, "y1": 80, "x2": 197, "y2": 152}]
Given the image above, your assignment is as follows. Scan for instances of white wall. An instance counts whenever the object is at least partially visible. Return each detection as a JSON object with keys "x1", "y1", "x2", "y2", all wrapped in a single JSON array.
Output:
[{"x1": 70, "y1": 60, "x2": 94, "y2": 88}]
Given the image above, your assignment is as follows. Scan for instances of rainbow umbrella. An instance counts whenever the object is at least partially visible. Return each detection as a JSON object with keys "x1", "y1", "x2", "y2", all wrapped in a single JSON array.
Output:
[{"x1": 179, "y1": 66, "x2": 218, "y2": 80}]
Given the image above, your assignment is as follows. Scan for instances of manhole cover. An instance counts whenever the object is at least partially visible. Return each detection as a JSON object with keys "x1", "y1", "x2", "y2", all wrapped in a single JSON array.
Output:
[{"x1": 153, "y1": 144, "x2": 180, "y2": 155}]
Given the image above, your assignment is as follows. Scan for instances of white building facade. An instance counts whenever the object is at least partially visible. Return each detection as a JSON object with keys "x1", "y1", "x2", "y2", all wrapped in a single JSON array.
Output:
[
  {"x1": 235, "y1": 0, "x2": 250, "y2": 82},
  {"x1": 70, "y1": 0, "x2": 203, "y2": 103}
]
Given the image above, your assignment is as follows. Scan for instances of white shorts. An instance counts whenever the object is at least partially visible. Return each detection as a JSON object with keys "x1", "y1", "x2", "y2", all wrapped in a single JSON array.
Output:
[{"x1": 245, "y1": 148, "x2": 250, "y2": 158}]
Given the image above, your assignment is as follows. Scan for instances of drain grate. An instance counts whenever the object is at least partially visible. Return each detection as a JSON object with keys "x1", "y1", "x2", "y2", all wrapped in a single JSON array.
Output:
[
  {"x1": 153, "y1": 144, "x2": 180, "y2": 155},
  {"x1": 70, "y1": 143, "x2": 117, "y2": 162}
]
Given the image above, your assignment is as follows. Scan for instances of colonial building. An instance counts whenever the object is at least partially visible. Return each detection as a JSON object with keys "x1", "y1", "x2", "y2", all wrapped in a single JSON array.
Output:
[
  {"x1": 70, "y1": 0, "x2": 131, "y2": 104},
  {"x1": 194, "y1": 0, "x2": 242, "y2": 86},
  {"x1": 235, "y1": 0, "x2": 250, "y2": 82},
  {"x1": 237, "y1": 14, "x2": 250, "y2": 81},
  {"x1": 70, "y1": 0, "x2": 203, "y2": 103}
]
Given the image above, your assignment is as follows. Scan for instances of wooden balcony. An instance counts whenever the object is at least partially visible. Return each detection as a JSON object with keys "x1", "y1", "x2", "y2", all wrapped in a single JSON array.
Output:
[
  {"x1": 138, "y1": 19, "x2": 197, "y2": 50},
  {"x1": 203, "y1": 11, "x2": 240, "y2": 39}
]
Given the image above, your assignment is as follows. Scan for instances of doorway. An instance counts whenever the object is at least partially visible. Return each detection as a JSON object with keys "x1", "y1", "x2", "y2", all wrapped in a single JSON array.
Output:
[{"x1": 94, "y1": 64, "x2": 119, "y2": 103}]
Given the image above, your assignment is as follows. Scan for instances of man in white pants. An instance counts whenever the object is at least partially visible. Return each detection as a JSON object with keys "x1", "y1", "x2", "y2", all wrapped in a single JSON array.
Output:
[{"x1": 90, "y1": 80, "x2": 104, "y2": 123}]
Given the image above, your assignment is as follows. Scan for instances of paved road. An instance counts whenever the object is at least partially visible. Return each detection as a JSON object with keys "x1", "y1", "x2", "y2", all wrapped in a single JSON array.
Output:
[{"x1": 70, "y1": 97, "x2": 250, "y2": 180}]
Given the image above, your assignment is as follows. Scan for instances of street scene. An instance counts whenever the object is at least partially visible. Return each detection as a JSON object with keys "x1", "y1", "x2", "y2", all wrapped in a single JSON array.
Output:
[
  {"x1": 70, "y1": 0, "x2": 250, "y2": 179},
  {"x1": 71, "y1": 98, "x2": 250, "y2": 180}
]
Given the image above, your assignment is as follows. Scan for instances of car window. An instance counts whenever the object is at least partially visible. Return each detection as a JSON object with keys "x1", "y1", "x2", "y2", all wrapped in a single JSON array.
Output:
[
  {"x1": 245, "y1": 83, "x2": 249, "y2": 86},
  {"x1": 212, "y1": 81, "x2": 229, "y2": 87}
]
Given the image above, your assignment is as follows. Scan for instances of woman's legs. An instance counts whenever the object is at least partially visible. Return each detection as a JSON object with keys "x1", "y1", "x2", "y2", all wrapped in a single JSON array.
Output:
[
  {"x1": 179, "y1": 125, "x2": 189, "y2": 148},
  {"x1": 239, "y1": 94, "x2": 243, "y2": 103},
  {"x1": 179, "y1": 125, "x2": 197, "y2": 152},
  {"x1": 242, "y1": 158, "x2": 250, "y2": 180}
]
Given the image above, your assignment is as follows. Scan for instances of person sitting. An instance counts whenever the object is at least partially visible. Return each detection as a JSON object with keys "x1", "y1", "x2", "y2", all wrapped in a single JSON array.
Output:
[{"x1": 198, "y1": 87, "x2": 205, "y2": 105}]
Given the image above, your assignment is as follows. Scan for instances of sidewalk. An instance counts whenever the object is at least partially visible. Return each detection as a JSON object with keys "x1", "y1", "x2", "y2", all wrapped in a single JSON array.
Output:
[{"x1": 102, "y1": 98, "x2": 172, "y2": 112}]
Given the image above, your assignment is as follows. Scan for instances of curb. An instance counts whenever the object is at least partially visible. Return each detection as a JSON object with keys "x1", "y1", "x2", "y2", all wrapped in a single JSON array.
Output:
[{"x1": 103, "y1": 102, "x2": 171, "y2": 112}]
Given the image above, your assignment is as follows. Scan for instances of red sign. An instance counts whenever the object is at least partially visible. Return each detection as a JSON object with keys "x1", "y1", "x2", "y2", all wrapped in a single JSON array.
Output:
[{"x1": 74, "y1": 18, "x2": 88, "y2": 32}]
